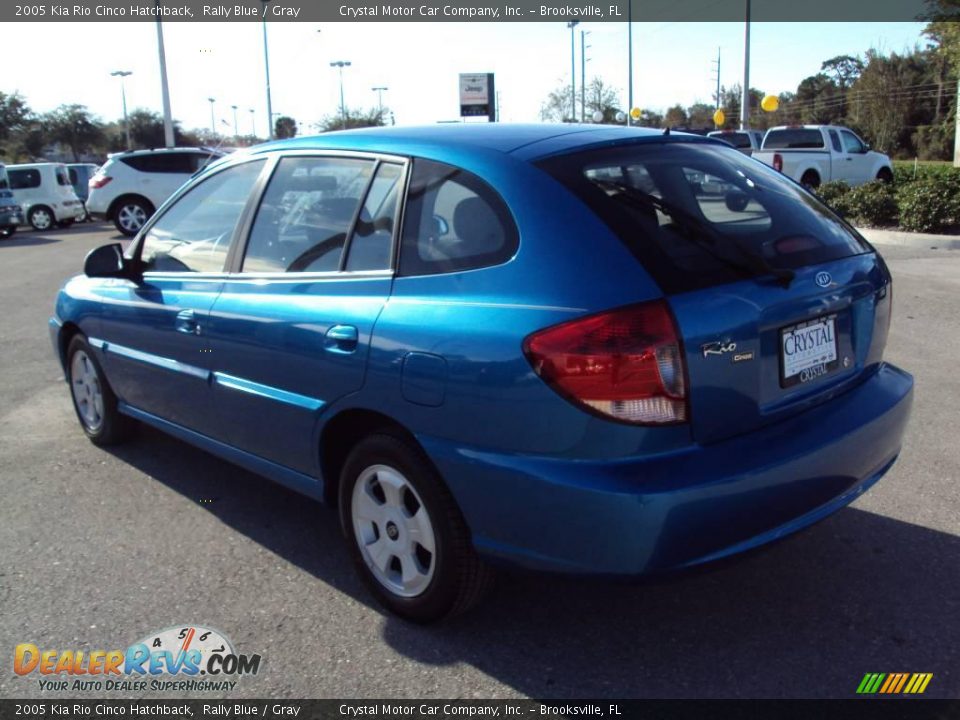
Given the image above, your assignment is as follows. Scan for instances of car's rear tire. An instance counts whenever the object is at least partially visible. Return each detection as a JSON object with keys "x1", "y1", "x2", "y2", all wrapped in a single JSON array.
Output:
[
  {"x1": 339, "y1": 432, "x2": 494, "y2": 623},
  {"x1": 28, "y1": 205, "x2": 55, "y2": 231},
  {"x1": 112, "y1": 197, "x2": 153, "y2": 237},
  {"x1": 877, "y1": 167, "x2": 894, "y2": 184},
  {"x1": 800, "y1": 171, "x2": 821, "y2": 190},
  {"x1": 66, "y1": 335, "x2": 135, "y2": 446},
  {"x1": 0, "y1": 226, "x2": 15, "y2": 239}
]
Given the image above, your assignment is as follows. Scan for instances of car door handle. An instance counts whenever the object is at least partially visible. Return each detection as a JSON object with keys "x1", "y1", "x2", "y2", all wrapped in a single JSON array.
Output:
[
  {"x1": 175, "y1": 309, "x2": 201, "y2": 335},
  {"x1": 325, "y1": 324, "x2": 358, "y2": 353}
]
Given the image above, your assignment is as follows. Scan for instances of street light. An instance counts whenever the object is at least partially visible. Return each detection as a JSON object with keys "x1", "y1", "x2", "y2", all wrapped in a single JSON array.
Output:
[
  {"x1": 261, "y1": 0, "x2": 274, "y2": 139},
  {"x1": 110, "y1": 70, "x2": 133, "y2": 150},
  {"x1": 231, "y1": 104, "x2": 239, "y2": 138},
  {"x1": 207, "y1": 97, "x2": 216, "y2": 135},
  {"x1": 371, "y1": 86, "x2": 388, "y2": 123},
  {"x1": 249, "y1": 108, "x2": 256, "y2": 137},
  {"x1": 330, "y1": 60, "x2": 351, "y2": 130},
  {"x1": 581, "y1": 30, "x2": 591, "y2": 122},
  {"x1": 566, "y1": 21, "x2": 579, "y2": 122}
]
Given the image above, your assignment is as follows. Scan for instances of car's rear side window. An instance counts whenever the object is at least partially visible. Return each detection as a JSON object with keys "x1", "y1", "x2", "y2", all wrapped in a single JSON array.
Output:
[
  {"x1": 122, "y1": 153, "x2": 203, "y2": 174},
  {"x1": 9, "y1": 169, "x2": 40, "y2": 189},
  {"x1": 242, "y1": 156, "x2": 376, "y2": 273},
  {"x1": 762, "y1": 129, "x2": 825, "y2": 149},
  {"x1": 55, "y1": 166, "x2": 70, "y2": 186},
  {"x1": 537, "y1": 142, "x2": 869, "y2": 294},
  {"x1": 398, "y1": 159, "x2": 518, "y2": 276}
]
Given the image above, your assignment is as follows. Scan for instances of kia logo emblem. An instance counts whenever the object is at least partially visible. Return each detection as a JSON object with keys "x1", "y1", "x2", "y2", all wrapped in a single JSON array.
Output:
[{"x1": 815, "y1": 272, "x2": 832, "y2": 288}]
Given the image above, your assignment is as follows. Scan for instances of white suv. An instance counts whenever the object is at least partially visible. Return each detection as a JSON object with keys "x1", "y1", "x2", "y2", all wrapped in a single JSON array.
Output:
[{"x1": 87, "y1": 148, "x2": 222, "y2": 236}]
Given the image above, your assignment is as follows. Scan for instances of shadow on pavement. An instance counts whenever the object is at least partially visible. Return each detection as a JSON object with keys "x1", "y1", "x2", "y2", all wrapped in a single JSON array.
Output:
[
  {"x1": 106, "y1": 426, "x2": 958, "y2": 699},
  {"x1": 0, "y1": 233, "x2": 62, "y2": 248}
]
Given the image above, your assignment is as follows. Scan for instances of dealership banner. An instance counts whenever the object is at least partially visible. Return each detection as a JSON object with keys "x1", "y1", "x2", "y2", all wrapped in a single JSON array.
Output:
[
  {"x1": 2, "y1": 0, "x2": 941, "y2": 23},
  {"x1": 2, "y1": 700, "x2": 960, "y2": 720}
]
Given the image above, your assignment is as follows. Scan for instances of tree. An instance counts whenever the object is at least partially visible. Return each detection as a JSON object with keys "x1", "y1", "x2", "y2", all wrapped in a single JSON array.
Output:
[
  {"x1": 821, "y1": 55, "x2": 864, "y2": 90},
  {"x1": 43, "y1": 104, "x2": 105, "y2": 161},
  {"x1": 582, "y1": 77, "x2": 623, "y2": 124},
  {"x1": 717, "y1": 84, "x2": 765, "y2": 127},
  {"x1": 687, "y1": 102, "x2": 716, "y2": 128},
  {"x1": 540, "y1": 81, "x2": 575, "y2": 122},
  {"x1": 0, "y1": 91, "x2": 31, "y2": 145},
  {"x1": 126, "y1": 109, "x2": 188, "y2": 149},
  {"x1": 635, "y1": 109, "x2": 663, "y2": 127},
  {"x1": 317, "y1": 107, "x2": 386, "y2": 132},
  {"x1": 663, "y1": 104, "x2": 688, "y2": 127},
  {"x1": 274, "y1": 115, "x2": 297, "y2": 139}
]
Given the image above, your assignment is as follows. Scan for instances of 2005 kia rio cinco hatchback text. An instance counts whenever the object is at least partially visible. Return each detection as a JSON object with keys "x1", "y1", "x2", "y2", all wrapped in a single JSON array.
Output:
[{"x1": 50, "y1": 125, "x2": 913, "y2": 622}]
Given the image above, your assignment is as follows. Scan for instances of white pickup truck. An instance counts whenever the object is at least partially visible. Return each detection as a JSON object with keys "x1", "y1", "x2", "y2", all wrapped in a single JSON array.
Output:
[{"x1": 752, "y1": 125, "x2": 893, "y2": 189}]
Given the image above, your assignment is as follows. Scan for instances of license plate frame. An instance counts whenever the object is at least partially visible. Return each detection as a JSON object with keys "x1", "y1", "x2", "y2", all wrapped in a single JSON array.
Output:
[{"x1": 779, "y1": 314, "x2": 839, "y2": 388}]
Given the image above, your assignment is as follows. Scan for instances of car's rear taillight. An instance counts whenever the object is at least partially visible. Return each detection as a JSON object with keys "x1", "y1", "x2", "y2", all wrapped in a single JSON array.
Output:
[
  {"x1": 89, "y1": 175, "x2": 112, "y2": 189},
  {"x1": 523, "y1": 301, "x2": 687, "y2": 425},
  {"x1": 773, "y1": 153, "x2": 783, "y2": 172}
]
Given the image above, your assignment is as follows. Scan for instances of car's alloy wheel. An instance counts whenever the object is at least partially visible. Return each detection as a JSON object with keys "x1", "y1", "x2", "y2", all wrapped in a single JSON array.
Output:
[
  {"x1": 115, "y1": 202, "x2": 148, "y2": 236},
  {"x1": 28, "y1": 206, "x2": 54, "y2": 231},
  {"x1": 351, "y1": 464, "x2": 437, "y2": 598},
  {"x1": 340, "y1": 433, "x2": 494, "y2": 622},
  {"x1": 71, "y1": 349, "x2": 104, "y2": 433},
  {"x1": 66, "y1": 336, "x2": 135, "y2": 446}
]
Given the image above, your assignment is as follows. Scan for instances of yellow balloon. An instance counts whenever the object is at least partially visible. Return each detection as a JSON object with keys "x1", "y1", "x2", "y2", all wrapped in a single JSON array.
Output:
[
  {"x1": 630, "y1": 107, "x2": 642, "y2": 120},
  {"x1": 761, "y1": 95, "x2": 779, "y2": 112},
  {"x1": 713, "y1": 109, "x2": 725, "y2": 127}
]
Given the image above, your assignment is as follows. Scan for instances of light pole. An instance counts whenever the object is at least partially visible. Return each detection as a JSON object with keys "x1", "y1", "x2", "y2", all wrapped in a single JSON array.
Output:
[
  {"x1": 261, "y1": 0, "x2": 274, "y2": 139},
  {"x1": 581, "y1": 30, "x2": 591, "y2": 122},
  {"x1": 207, "y1": 97, "x2": 216, "y2": 135},
  {"x1": 567, "y1": 21, "x2": 579, "y2": 122},
  {"x1": 371, "y1": 86, "x2": 388, "y2": 123},
  {"x1": 110, "y1": 71, "x2": 132, "y2": 150},
  {"x1": 231, "y1": 104, "x2": 239, "y2": 138},
  {"x1": 741, "y1": 0, "x2": 751, "y2": 130},
  {"x1": 330, "y1": 60, "x2": 351, "y2": 130},
  {"x1": 155, "y1": 12, "x2": 174, "y2": 148},
  {"x1": 627, "y1": 2, "x2": 633, "y2": 125},
  {"x1": 249, "y1": 108, "x2": 256, "y2": 137}
]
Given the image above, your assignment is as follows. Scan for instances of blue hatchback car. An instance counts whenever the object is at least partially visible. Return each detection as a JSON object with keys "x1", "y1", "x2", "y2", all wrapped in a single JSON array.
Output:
[{"x1": 51, "y1": 125, "x2": 913, "y2": 621}]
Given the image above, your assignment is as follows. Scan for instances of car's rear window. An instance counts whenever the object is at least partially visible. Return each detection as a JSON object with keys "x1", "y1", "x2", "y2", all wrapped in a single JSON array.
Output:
[
  {"x1": 537, "y1": 141, "x2": 869, "y2": 294},
  {"x1": 710, "y1": 132, "x2": 752, "y2": 149},
  {"x1": 762, "y1": 129, "x2": 825, "y2": 149}
]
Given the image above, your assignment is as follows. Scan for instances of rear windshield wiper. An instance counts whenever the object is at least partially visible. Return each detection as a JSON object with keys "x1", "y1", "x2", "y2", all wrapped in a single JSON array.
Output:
[{"x1": 591, "y1": 179, "x2": 795, "y2": 288}]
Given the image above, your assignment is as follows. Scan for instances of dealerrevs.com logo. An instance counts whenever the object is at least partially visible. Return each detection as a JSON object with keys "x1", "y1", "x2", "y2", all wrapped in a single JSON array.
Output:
[{"x1": 14, "y1": 625, "x2": 262, "y2": 692}]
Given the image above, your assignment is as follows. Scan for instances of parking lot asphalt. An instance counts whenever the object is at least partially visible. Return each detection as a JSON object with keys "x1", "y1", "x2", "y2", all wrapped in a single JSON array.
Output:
[{"x1": 0, "y1": 223, "x2": 957, "y2": 699}]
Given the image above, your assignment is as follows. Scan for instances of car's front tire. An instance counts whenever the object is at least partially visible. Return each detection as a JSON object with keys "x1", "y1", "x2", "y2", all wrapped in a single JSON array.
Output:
[
  {"x1": 66, "y1": 335, "x2": 134, "y2": 446},
  {"x1": 339, "y1": 433, "x2": 493, "y2": 622}
]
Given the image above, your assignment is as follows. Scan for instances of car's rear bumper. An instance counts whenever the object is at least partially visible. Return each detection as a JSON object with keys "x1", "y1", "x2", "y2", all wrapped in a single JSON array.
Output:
[{"x1": 421, "y1": 362, "x2": 913, "y2": 575}]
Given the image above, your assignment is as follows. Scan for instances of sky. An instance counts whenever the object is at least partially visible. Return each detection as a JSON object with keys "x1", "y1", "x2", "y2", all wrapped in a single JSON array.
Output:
[{"x1": 7, "y1": 20, "x2": 929, "y2": 135}]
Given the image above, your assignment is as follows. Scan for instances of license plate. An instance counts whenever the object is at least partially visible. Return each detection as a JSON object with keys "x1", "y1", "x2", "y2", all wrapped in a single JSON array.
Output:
[{"x1": 780, "y1": 315, "x2": 839, "y2": 388}]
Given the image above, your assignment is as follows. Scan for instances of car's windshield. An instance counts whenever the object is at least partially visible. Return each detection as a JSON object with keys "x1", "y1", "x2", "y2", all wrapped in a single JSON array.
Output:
[{"x1": 538, "y1": 141, "x2": 869, "y2": 294}]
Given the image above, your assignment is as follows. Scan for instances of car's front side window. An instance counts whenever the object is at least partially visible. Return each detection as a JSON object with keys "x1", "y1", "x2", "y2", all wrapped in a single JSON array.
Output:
[
  {"x1": 138, "y1": 159, "x2": 265, "y2": 273},
  {"x1": 841, "y1": 131, "x2": 865, "y2": 154},
  {"x1": 242, "y1": 156, "x2": 376, "y2": 273}
]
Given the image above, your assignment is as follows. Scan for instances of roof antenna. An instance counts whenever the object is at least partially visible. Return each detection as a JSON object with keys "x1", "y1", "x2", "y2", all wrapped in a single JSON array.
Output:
[{"x1": 663, "y1": 126, "x2": 671, "y2": 136}]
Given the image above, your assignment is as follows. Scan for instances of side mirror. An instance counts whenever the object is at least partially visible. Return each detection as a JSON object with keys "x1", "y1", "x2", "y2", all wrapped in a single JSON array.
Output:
[{"x1": 84, "y1": 243, "x2": 135, "y2": 279}]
